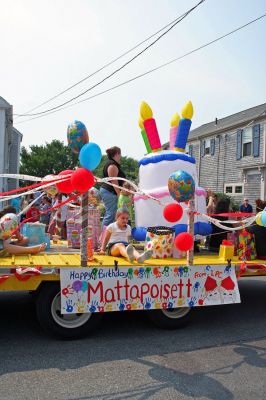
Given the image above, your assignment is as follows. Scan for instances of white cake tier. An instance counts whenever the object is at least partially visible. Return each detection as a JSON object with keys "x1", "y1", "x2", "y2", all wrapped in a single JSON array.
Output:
[
  {"x1": 134, "y1": 186, "x2": 206, "y2": 228},
  {"x1": 138, "y1": 150, "x2": 197, "y2": 191}
]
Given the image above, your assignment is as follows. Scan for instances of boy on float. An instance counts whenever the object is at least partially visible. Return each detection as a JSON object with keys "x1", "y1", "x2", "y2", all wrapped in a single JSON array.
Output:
[{"x1": 99, "y1": 208, "x2": 152, "y2": 263}]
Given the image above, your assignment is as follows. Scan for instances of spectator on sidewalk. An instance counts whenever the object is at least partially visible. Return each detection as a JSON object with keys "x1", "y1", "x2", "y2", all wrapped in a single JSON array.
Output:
[{"x1": 240, "y1": 198, "x2": 253, "y2": 213}]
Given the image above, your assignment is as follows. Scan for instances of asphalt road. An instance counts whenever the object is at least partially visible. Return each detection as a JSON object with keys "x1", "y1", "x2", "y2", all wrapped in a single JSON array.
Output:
[{"x1": 0, "y1": 277, "x2": 265, "y2": 400}]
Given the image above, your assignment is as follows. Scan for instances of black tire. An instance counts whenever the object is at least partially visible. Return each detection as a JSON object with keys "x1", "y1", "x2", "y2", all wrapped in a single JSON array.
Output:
[
  {"x1": 147, "y1": 307, "x2": 192, "y2": 329},
  {"x1": 35, "y1": 282, "x2": 103, "y2": 339}
]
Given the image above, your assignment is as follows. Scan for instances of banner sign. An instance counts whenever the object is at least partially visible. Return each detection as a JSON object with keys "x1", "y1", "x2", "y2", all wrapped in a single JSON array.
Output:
[{"x1": 60, "y1": 265, "x2": 240, "y2": 314}]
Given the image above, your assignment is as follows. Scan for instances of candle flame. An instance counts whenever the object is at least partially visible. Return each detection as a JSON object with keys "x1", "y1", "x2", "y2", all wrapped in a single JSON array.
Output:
[
  {"x1": 138, "y1": 117, "x2": 144, "y2": 130},
  {"x1": 181, "y1": 101, "x2": 194, "y2": 119},
  {"x1": 170, "y1": 112, "x2": 180, "y2": 127},
  {"x1": 140, "y1": 101, "x2": 153, "y2": 120}
]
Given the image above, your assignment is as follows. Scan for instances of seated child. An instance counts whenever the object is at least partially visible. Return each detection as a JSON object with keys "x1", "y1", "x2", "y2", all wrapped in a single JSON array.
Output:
[
  {"x1": 99, "y1": 208, "x2": 152, "y2": 263},
  {"x1": 118, "y1": 182, "x2": 134, "y2": 224},
  {"x1": 0, "y1": 208, "x2": 46, "y2": 256}
]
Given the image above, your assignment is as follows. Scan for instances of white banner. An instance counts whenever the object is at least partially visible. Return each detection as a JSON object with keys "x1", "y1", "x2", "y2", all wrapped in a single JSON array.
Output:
[{"x1": 60, "y1": 265, "x2": 240, "y2": 314}]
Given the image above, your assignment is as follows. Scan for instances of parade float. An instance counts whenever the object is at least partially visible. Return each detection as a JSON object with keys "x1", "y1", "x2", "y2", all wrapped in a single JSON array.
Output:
[{"x1": 0, "y1": 103, "x2": 265, "y2": 339}]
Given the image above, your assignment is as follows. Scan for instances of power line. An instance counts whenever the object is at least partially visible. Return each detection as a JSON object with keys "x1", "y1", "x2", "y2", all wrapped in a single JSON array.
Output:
[
  {"x1": 14, "y1": 0, "x2": 205, "y2": 117},
  {"x1": 16, "y1": 9, "x2": 191, "y2": 116},
  {"x1": 16, "y1": 12, "x2": 266, "y2": 126}
]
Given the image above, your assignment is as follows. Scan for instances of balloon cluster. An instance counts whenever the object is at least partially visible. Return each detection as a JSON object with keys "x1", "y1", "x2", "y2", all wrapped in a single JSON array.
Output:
[
  {"x1": 50, "y1": 120, "x2": 102, "y2": 195},
  {"x1": 256, "y1": 209, "x2": 266, "y2": 227},
  {"x1": 163, "y1": 169, "x2": 196, "y2": 252}
]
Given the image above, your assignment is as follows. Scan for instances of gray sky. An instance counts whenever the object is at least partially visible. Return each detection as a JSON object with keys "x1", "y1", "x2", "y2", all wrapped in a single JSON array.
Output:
[{"x1": 1, "y1": 0, "x2": 266, "y2": 160}]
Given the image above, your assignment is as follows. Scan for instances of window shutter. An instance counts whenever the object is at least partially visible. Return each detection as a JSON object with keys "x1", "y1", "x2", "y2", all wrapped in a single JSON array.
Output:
[
  {"x1": 201, "y1": 140, "x2": 205, "y2": 157},
  {"x1": 236, "y1": 129, "x2": 242, "y2": 160},
  {"x1": 210, "y1": 138, "x2": 215, "y2": 155},
  {"x1": 252, "y1": 124, "x2": 260, "y2": 157},
  {"x1": 189, "y1": 144, "x2": 193, "y2": 156}
]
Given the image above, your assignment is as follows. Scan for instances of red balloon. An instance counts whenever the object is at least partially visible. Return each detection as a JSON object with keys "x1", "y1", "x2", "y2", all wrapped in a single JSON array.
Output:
[
  {"x1": 163, "y1": 203, "x2": 183, "y2": 223},
  {"x1": 174, "y1": 232, "x2": 194, "y2": 252},
  {"x1": 56, "y1": 170, "x2": 74, "y2": 194},
  {"x1": 71, "y1": 168, "x2": 95, "y2": 193}
]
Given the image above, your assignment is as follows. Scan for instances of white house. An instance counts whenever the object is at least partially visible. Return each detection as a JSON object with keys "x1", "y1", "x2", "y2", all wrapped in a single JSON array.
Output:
[{"x1": 0, "y1": 96, "x2": 23, "y2": 201}]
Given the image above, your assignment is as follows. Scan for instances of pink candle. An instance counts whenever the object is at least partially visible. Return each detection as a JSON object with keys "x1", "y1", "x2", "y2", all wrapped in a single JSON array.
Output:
[
  {"x1": 143, "y1": 118, "x2": 162, "y2": 151},
  {"x1": 169, "y1": 126, "x2": 178, "y2": 150}
]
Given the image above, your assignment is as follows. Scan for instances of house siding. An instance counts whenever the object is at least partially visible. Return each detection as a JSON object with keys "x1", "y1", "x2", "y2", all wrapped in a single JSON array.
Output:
[{"x1": 188, "y1": 119, "x2": 266, "y2": 209}]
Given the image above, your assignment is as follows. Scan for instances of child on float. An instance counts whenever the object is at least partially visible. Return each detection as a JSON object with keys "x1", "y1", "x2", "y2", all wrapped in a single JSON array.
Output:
[
  {"x1": 0, "y1": 208, "x2": 46, "y2": 257},
  {"x1": 117, "y1": 182, "x2": 134, "y2": 224},
  {"x1": 99, "y1": 208, "x2": 152, "y2": 263}
]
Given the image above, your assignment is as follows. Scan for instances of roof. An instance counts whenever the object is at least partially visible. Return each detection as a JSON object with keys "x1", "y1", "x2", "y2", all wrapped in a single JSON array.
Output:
[
  {"x1": 188, "y1": 102, "x2": 266, "y2": 141},
  {"x1": 0, "y1": 96, "x2": 11, "y2": 109}
]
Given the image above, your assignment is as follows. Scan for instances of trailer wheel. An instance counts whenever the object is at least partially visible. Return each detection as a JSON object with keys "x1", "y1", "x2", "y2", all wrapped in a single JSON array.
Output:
[
  {"x1": 148, "y1": 307, "x2": 192, "y2": 329},
  {"x1": 35, "y1": 283, "x2": 103, "y2": 339}
]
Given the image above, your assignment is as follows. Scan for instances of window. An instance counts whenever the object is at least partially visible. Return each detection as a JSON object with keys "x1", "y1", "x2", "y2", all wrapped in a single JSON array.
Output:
[
  {"x1": 242, "y1": 127, "x2": 252, "y2": 157},
  {"x1": 236, "y1": 124, "x2": 260, "y2": 160},
  {"x1": 185, "y1": 144, "x2": 193, "y2": 156},
  {"x1": 225, "y1": 185, "x2": 233, "y2": 194},
  {"x1": 224, "y1": 183, "x2": 243, "y2": 196},
  {"x1": 205, "y1": 139, "x2": 211, "y2": 155}
]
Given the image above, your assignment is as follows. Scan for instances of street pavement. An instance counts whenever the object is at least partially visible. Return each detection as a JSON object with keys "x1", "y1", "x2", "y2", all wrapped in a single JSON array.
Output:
[{"x1": 0, "y1": 277, "x2": 265, "y2": 400}]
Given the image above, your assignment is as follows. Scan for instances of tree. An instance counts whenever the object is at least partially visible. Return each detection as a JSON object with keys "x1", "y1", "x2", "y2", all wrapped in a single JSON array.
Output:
[
  {"x1": 20, "y1": 140, "x2": 139, "y2": 184},
  {"x1": 93, "y1": 155, "x2": 139, "y2": 183},
  {"x1": 20, "y1": 140, "x2": 79, "y2": 178}
]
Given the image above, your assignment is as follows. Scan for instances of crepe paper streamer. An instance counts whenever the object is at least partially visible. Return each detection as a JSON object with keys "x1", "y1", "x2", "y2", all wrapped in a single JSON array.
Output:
[
  {"x1": 141, "y1": 129, "x2": 152, "y2": 153},
  {"x1": 18, "y1": 192, "x2": 45, "y2": 216},
  {"x1": 9, "y1": 193, "x2": 80, "y2": 239},
  {"x1": 0, "y1": 176, "x2": 73, "y2": 203},
  {"x1": 174, "y1": 101, "x2": 193, "y2": 152},
  {"x1": 80, "y1": 192, "x2": 89, "y2": 267},
  {"x1": 143, "y1": 118, "x2": 162, "y2": 151},
  {"x1": 0, "y1": 175, "x2": 65, "y2": 197},
  {"x1": 134, "y1": 187, "x2": 206, "y2": 202},
  {"x1": 0, "y1": 173, "x2": 42, "y2": 181}
]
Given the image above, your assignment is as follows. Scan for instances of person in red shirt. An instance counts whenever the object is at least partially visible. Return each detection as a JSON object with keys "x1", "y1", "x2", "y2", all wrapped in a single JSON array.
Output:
[{"x1": 26, "y1": 205, "x2": 40, "y2": 222}]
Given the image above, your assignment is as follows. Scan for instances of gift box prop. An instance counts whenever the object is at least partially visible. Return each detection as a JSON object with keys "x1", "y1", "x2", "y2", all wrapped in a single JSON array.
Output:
[
  {"x1": 145, "y1": 226, "x2": 175, "y2": 259},
  {"x1": 238, "y1": 230, "x2": 257, "y2": 261},
  {"x1": 219, "y1": 240, "x2": 234, "y2": 261},
  {"x1": 22, "y1": 222, "x2": 46, "y2": 246},
  {"x1": 66, "y1": 208, "x2": 101, "y2": 250}
]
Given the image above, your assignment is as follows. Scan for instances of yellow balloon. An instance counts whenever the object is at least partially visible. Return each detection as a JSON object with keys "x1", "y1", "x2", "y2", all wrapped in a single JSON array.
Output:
[
  {"x1": 170, "y1": 112, "x2": 180, "y2": 127},
  {"x1": 138, "y1": 117, "x2": 144, "y2": 130},
  {"x1": 256, "y1": 212, "x2": 263, "y2": 226},
  {"x1": 140, "y1": 101, "x2": 153, "y2": 120},
  {"x1": 181, "y1": 101, "x2": 194, "y2": 119}
]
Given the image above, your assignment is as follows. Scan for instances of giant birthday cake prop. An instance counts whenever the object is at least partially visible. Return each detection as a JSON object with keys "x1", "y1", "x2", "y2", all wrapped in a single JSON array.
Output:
[{"x1": 134, "y1": 101, "x2": 207, "y2": 236}]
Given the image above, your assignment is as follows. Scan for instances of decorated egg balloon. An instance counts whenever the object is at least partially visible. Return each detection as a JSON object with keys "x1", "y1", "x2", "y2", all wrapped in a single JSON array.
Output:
[
  {"x1": 88, "y1": 187, "x2": 101, "y2": 206},
  {"x1": 168, "y1": 170, "x2": 195, "y2": 202},
  {"x1": 42, "y1": 175, "x2": 58, "y2": 197},
  {"x1": 67, "y1": 120, "x2": 89, "y2": 154},
  {"x1": 0, "y1": 213, "x2": 18, "y2": 240}
]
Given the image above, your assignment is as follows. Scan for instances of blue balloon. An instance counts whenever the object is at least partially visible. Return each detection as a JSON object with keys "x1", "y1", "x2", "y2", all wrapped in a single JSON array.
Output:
[
  {"x1": 261, "y1": 210, "x2": 266, "y2": 227},
  {"x1": 132, "y1": 227, "x2": 147, "y2": 241},
  {"x1": 194, "y1": 222, "x2": 212, "y2": 236},
  {"x1": 173, "y1": 224, "x2": 187, "y2": 235},
  {"x1": 79, "y1": 142, "x2": 102, "y2": 171}
]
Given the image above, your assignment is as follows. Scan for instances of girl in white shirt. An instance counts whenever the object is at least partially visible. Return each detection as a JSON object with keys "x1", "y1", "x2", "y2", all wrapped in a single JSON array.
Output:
[{"x1": 100, "y1": 208, "x2": 152, "y2": 263}]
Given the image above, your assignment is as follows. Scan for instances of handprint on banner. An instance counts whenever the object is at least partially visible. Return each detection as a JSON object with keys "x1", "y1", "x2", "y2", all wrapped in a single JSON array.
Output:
[
  {"x1": 89, "y1": 300, "x2": 98, "y2": 313},
  {"x1": 65, "y1": 299, "x2": 74, "y2": 313},
  {"x1": 188, "y1": 297, "x2": 197, "y2": 307},
  {"x1": 61, "y1": 285, "x2": 74, "y2": 297},
  {"x1": 118, "y1": 299, "x2": 126, "y2": 311},
  {"x1": 144, "y1": 297, "x2": 152, "y2": 309},
  {"x1": 76, "y1": 298, "x2": 86, "y2": 313},
  {"x1": 193, "y1": 281, "x2": 201, "y2": 292}
]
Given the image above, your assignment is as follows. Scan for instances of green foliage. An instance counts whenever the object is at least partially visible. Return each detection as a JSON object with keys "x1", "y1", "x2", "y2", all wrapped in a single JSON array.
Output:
[
  {"x1": 20, "y1": 140, "x2": 79, "y2": 177},
  {"x1": 216, "y1": 192, "x2": 240, "y2": 212},
  {"x1": 93, "y1": 155, "x2": 139, "y2": 182},
  {"x1": 20, "y1": 140, "x2": 139, "y2": 184}
]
